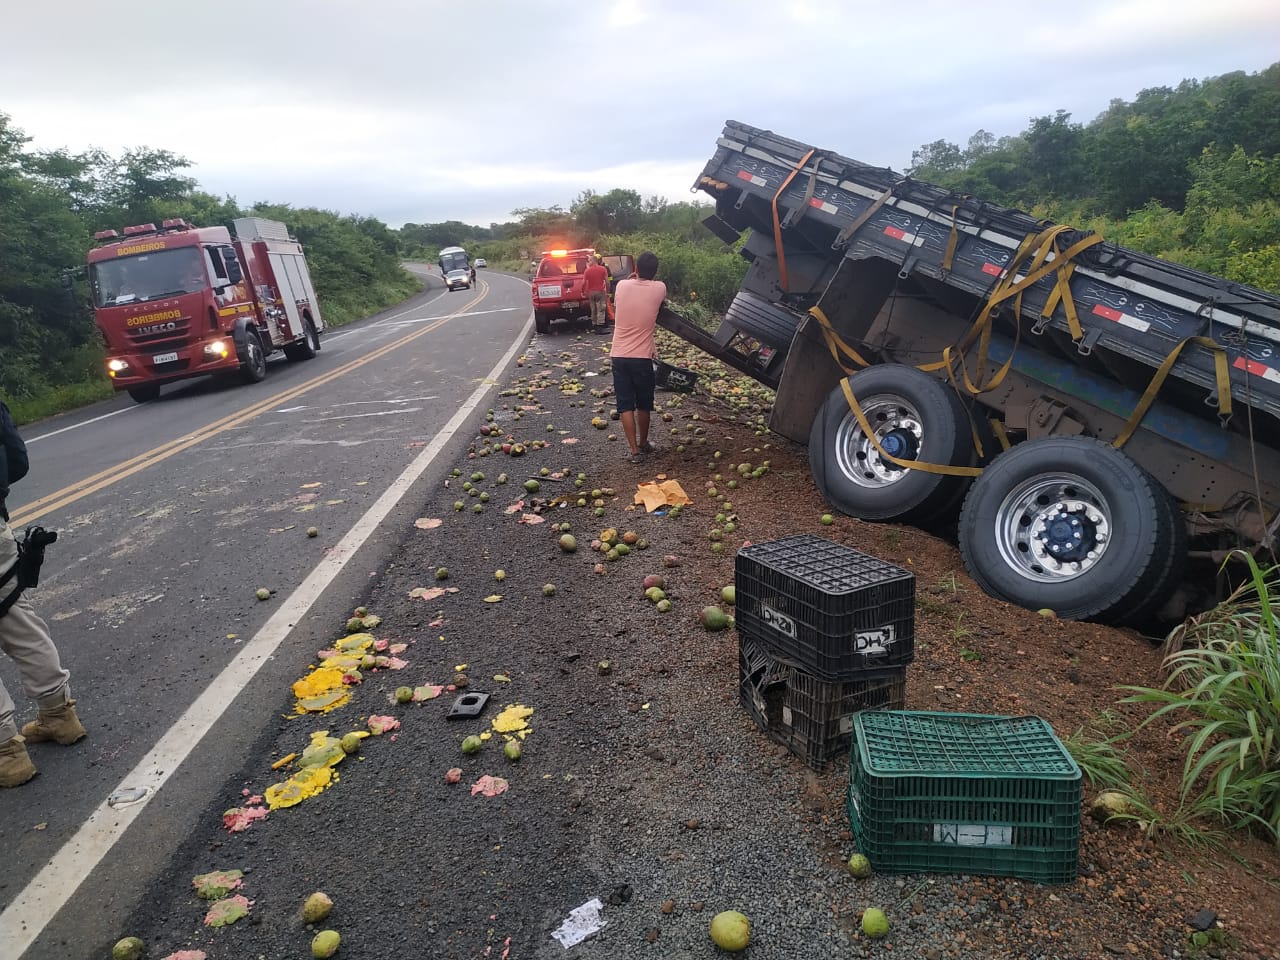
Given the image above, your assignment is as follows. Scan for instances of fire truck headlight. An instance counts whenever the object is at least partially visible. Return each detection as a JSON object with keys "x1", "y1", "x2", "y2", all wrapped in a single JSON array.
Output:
[
  {"x1": 204, "y1": 340, "x2": 229, "y2": 358},
  {"x1": 107, "y1": 359, "x2": 129, "y2": 373}
]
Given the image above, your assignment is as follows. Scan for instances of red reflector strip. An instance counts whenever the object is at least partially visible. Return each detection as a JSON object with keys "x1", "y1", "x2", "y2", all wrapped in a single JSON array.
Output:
[
  {"x1": 807, "y1": 197, "x2": 837, "y2": 214},
  {"x1": 982, "y1": 263, "x2": 1003, "y2": 276},
  {"x1": 884, "y1": 225, "x2": 906, "y2": 240},
  {"x1": 736, "y1": 170, "x2": 766, "y2": 187},
  {"x1": 1091, "y1": 303, "x2": 1150, "y2": 332},
  {"x1": 1233, "y1": 356, "x2": 1280, "y2": 383}
]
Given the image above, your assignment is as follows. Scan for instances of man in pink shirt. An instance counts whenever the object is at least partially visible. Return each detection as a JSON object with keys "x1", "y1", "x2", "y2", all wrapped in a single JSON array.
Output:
[
  {"x1": 610, "y1": 251, "x2": 666, "y2": 462},
  {"x1": 583, "y1": 255, "x2": 610, "y2": 333}
]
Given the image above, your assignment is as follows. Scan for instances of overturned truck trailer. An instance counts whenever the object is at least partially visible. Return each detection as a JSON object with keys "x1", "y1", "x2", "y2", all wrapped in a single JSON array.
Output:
[{"x1": 662, "y1": 120, "x2": 1280, "y2": 625}]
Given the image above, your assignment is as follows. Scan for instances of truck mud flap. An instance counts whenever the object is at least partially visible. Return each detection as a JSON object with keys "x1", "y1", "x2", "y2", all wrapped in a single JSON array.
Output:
[{"x1": 725, "y1": 291, "x2": 801, "y2": 350}]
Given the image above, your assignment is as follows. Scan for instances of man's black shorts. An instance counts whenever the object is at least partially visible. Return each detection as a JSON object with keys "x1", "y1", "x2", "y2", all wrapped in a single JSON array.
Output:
[{"x1": 612, "y1": 357, "x2": 655, "y2": 413}]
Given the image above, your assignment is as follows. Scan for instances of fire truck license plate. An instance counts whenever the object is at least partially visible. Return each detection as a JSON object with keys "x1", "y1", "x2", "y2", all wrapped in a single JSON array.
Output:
[
  {"x1": 562, "y1": 301, "x2": 580, "y2": 309},
  {"x1": 538, "y1": 285, "x2": 561, "y2": 297},
  {"x1": 152, "y1": 352, "x2": 178, "y2": 364}
]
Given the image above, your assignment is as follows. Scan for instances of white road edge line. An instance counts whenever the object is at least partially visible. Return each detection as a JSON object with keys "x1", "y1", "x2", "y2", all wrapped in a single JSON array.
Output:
[
  {"x1": 26, "y1": 406, "x2": 136, "y2": 443},
  {"x1": 0, "y1": 311, "x2": 535, "y2": 960}
]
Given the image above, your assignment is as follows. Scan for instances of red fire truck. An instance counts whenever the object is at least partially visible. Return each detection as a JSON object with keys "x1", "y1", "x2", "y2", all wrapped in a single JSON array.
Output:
[{"x1": 87, "y1": 217, "x2": 325, "y2": 402}]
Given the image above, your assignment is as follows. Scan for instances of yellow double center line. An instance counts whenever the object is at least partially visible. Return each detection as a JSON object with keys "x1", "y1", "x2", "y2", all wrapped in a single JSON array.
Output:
[{"x1": 10, "y1": 283, "x2": 491, "y2": 527}]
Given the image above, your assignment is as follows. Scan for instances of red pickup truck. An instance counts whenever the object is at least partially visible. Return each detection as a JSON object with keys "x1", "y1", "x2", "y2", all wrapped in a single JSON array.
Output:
[{"x1": 531, "y1": 248, "x2": 635, "y2": 334}]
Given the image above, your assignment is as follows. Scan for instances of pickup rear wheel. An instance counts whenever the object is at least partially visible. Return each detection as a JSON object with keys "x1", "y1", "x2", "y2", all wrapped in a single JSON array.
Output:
[
  {"x1": 808, "y1": 364, "x2": 978, "y2": 525},
  {"x1": 127, "y1": 384, "x2": 160, "y2": 404},
  {"x1": 239, "y1": 331, "x2": 267, "y2": 383},
  {"x1": 957, "y1": 437, "x2": 1172, "y2": 623},
  {"x1": 535, "y1": 311, "x2": 551, "y2": 335}
]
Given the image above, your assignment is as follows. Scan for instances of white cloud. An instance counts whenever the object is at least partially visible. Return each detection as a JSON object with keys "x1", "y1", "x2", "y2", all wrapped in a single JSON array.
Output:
[
  {"x1": 1, "y1": 0, "x2": 1276, "y2": 226},
  {"x1": 607, "y1": 2, "x2": 648, "y2": 28}
]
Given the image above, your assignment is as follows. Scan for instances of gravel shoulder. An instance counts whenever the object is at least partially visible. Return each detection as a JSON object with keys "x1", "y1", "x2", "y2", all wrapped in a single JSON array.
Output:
[{"x1": 121, "y1": 330, "x2": 1280, "y2": 960}]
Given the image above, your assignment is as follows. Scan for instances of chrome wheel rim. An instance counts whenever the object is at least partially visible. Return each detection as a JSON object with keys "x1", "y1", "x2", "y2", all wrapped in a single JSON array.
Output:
[
  {"x1": 994, "y1": 473, "x2": 1112, "y2": 583},
  {"x1": 833, "y1": 393, "x2": 924, "y2": 489}
]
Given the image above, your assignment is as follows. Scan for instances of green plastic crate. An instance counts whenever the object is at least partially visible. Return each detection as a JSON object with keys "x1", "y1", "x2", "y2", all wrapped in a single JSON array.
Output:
[{"x1": 846, "y1": 711, "x2": 1081, "y2": 884}]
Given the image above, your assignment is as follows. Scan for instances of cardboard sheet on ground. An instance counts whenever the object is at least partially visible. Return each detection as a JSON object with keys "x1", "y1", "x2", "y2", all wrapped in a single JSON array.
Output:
[{"x1": 634, "y1": 479, "x2": 692, "y2": 512}]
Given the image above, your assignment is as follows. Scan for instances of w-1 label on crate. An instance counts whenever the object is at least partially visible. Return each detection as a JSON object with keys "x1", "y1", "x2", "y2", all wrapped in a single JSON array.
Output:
[
  {"x1": 761, "y1": 603, "x2": 797, "y2": 639},
  {"x1": 854, "y1": 626, "x2": 895, "y2": 655},
  {"x1": 932, "y1": 823, "x2": 1013, "y2": 847}
]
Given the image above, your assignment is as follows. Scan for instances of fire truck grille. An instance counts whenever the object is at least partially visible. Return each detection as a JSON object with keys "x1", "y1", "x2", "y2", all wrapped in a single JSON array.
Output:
[{"x1": 128, "y1": 318, "x2": 193, "y2": 353}]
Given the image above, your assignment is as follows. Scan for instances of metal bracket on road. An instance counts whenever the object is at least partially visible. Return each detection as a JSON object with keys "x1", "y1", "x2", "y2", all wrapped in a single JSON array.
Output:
[{"x1": 447, "y1": 691, "x2": 490, "y2": 719}]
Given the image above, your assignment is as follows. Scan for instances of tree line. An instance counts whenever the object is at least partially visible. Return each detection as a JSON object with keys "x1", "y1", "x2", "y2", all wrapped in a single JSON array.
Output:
[{"x1": 906, "y1": 64, "x2": 1279, "y2": 293}]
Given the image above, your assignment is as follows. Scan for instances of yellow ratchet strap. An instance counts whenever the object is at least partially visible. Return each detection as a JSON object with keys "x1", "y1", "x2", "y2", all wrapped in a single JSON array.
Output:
[
  {"x1": 772, "y1": 148, "x2": 816, "y2": 293},
  {"x1": 989, "y1": 418, "x2": 1013, "y2": 452},
  {"x1": 839, "y1": 379, "x2": 983, "y2": 477},
  {"x1": 1112, "y1": 336, "x2": 1233, "y2": 449},
  {"x1": 984, "y1": 226, "x2": 1103, "y2": 345},
  {"x1": 935, "y1": 226, "x2": 1102, "y2": 395},
  {"x1": 810, "y1": 305, "x2": 873, "y2": 373},
  {"x1": 812, "y1": 304, "x2": 987, "y2": 473},
  {"x1": 942, "y1": 204, "x2": 961, "y2": 274}
]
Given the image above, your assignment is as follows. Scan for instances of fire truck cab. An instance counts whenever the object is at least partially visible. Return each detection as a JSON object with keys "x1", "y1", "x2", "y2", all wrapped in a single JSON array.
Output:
[{"x1": 88, "y1": 217, "x2": 325, "y2": 402}]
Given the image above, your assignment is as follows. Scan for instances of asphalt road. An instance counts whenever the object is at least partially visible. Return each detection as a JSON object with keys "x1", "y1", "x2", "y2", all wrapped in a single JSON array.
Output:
[{"x1": 0, "y1": 268, "x2": 532, "y2": 959}]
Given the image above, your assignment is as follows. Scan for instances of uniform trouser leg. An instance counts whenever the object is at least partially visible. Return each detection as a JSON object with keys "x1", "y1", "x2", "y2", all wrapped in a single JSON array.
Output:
[{"x1": 0, "y1": 521, "x2": 71, "y2": 741}]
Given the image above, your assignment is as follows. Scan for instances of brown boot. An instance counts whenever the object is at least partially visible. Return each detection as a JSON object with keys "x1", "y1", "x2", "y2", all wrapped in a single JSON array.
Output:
[
  {"x1": 22, "y1": 699, "x2": 87, "y2": 745},
  {"x1": 0, "y1": 736, "x2": 37, "y2": 787}
]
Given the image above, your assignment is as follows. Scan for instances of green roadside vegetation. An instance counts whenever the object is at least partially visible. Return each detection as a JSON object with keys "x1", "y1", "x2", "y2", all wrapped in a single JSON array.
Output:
[{"x1": 0, "y1": 112, "x2": 419, "y2": 425}]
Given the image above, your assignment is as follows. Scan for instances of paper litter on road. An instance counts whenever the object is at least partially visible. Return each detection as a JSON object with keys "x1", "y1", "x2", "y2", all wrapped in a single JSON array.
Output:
[
  {"x1": 551, "y1": 897, "x2": 607, "y2": 948},
  {"x1": 634, "y1": 479, "x2": 692, "y2": 512}
]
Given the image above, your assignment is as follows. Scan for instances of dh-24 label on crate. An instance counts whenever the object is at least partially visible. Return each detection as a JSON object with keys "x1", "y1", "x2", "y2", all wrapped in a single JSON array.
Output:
[{"x1": 761, "y1": 603, "x2": 797, "y2": 639}]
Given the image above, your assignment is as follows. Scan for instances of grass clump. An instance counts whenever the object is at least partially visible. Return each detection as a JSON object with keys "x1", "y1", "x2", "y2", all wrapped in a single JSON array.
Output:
[{"x1": 1121, "y1": 551, "x2": 1280, "y2": 844}]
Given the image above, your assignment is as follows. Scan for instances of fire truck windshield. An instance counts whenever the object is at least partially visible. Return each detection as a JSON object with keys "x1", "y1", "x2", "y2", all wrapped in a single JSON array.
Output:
[{"x1": 91, "y1": 247, "x2": 207, "y2": 307}]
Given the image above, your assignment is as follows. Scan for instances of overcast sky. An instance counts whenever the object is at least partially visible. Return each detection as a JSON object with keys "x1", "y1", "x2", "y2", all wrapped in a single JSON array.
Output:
[{"x1": 2, "y1": 1, "x2": 1277, "y2": 229}]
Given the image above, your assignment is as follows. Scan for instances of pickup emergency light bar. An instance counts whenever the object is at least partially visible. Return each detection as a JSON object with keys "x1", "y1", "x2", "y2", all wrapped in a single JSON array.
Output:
[
  {"x1": 93, "y1": 230, "x2": 119, "y2": 242},
  {"x1": 122, "y1": 223, "x2": 158, "y2": 236}
]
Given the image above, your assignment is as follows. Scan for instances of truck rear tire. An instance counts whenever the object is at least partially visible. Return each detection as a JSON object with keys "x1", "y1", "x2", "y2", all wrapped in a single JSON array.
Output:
[
  {"x1": 1111, "y1": 470, "x2": 1186, "y2": 628},
  {"x1": 127, "y1": 384, "x2": 160, "y2": 404},
  {"x1": 957, "y1": 437, "x2": 1173, "y2": 623},
  {"x1": 284, "y1": 318, "x2": 319, "y2": 361},
  {"x1": 808, "y1": 365, "x2": 978, "y2": 525},
  {"x1": 239, "y1": 331, "x2": 267, "y2": 384},
  {"x1": 535, "y1": 311, "x2": 551, "y2": 335}
]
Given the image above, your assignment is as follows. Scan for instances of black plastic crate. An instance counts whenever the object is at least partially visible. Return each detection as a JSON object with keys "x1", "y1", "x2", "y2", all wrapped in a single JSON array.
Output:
[
  {"x1": 846, "y1": 711, "x2": 1081, "y2": 883},
  {"x1": 739, "y1": 633, "x2": 905, "y2": 771},
  {"x1": 735, "y1": 535, "x2": 914, "y2": 679},
  {"x1": 653, "y1": 360, "x2": 698, "y2": 393}
]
